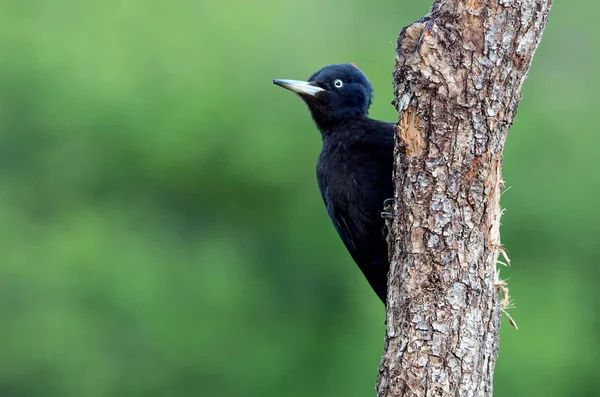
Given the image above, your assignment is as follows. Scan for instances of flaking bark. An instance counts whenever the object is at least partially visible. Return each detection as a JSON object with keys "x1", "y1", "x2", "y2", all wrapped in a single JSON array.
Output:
[{"x1": 377, "y1": 1, "x2": 552, "y2": 396}]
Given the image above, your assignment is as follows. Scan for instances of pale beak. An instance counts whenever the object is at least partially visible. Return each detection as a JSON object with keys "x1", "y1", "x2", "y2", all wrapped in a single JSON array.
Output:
[{"x1": 273, "y1": 79, "x2": 325, "y2": 97}]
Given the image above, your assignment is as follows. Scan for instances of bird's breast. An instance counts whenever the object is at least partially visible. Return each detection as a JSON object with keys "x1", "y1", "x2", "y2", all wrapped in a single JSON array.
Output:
[{"x1": 317, "y1": 145, "x2": 373, "y2": 206}]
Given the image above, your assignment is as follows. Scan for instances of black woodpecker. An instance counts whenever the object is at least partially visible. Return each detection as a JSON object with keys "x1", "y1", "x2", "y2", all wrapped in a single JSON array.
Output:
[{"x1": 273, "y1": 63, "x2": 394, "y2": 304}]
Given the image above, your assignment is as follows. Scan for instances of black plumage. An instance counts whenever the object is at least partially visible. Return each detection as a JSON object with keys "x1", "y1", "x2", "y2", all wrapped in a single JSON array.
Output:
[{"x1": 273, "y1": 64, "x2": 394, "y2": 304}]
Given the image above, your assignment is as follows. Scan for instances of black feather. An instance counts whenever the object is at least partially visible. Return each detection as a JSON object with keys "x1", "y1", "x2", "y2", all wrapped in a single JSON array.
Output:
[{"x1": 275, "y1": 64, "x2": 395, "y2": 304}]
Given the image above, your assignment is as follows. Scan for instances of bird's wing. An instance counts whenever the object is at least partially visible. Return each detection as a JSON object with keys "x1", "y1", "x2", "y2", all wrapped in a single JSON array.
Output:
[
  {"x1": 331, "y1": 202, "x2": 390, "y2": 302},
  {"x1": 326, "y1": 202, "x2": 369, "y2": 266},
  {"x1": 333, "y1": 209, "x2": 359, "y2": 253}
]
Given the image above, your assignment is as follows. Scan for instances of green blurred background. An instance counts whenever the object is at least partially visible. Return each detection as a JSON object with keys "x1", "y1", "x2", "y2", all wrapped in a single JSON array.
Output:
[{"x1": 0, "y1": 1, "x2": 597, "y2": 396}]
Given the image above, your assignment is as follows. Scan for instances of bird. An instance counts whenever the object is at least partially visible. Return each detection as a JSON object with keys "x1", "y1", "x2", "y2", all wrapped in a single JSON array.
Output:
[{"x1": 273, "y1": 63, "x2": 395, "y2": 304}]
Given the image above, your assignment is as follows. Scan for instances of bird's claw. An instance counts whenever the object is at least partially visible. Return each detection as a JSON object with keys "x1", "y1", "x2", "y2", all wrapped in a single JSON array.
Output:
[
  {"x1": 381, "y1": 198, "x2": 395, "y2": 224},
  {"x1": 382, "y1": 198, "x2": 394, "y2": 214},
  {"x1": 381, "y1": 211, "x2": 394, "y2": 221}
]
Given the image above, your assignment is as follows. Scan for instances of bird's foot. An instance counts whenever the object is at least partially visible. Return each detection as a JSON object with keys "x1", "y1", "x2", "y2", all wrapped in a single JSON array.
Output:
[
  {"x1": 381, "y1": 198, "x2": 395, "y2": 243},
  {"x1": 381, "y1": 198, "x2": 395, "y2": 221},
  {"x1": 381, "y1": 212, "x2": 394, "y2": 221}
]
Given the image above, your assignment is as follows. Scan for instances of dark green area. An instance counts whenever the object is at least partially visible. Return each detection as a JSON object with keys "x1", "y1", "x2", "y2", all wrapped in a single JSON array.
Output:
[{"x1": 0, "y1": 1, "x2": 598, "y2": 396}]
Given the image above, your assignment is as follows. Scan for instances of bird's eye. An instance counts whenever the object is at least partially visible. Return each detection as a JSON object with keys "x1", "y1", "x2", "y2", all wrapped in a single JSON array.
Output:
[{"x1": 334, "y1": 79, "x2": 343, "y2": 88}]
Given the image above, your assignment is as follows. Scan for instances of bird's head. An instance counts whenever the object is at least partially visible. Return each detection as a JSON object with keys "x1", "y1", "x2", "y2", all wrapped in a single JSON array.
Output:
[{"x1": 273, "y1": 63, "x2": 373, "y2": 129}]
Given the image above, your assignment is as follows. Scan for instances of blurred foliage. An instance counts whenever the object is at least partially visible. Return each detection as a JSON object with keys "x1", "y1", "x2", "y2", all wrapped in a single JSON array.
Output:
[{"x1": 0, "y1": 0, "x2": 598, "y2": 396}]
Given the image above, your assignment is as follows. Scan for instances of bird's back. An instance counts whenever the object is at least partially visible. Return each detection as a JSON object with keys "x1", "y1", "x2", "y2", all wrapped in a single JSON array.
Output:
[{"x1": 316, "y1": 117, "x2": 394, "y2": 303}]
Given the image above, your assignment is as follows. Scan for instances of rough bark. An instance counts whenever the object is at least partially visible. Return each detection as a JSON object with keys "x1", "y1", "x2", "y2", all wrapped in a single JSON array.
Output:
[{"x1": 377, "y1": 1, "x2": 552, "y2": 396}]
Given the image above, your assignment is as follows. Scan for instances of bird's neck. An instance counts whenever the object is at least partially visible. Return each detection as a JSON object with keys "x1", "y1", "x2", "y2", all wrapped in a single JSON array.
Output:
[{"x1": 311, "y1": 111, "x2": 368, "y2": 136}]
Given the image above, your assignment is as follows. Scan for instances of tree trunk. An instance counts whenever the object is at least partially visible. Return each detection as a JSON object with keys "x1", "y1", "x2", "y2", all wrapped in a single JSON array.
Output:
[{"x1": 377, "y1": 1, "x2": 552, "y2": 396}]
